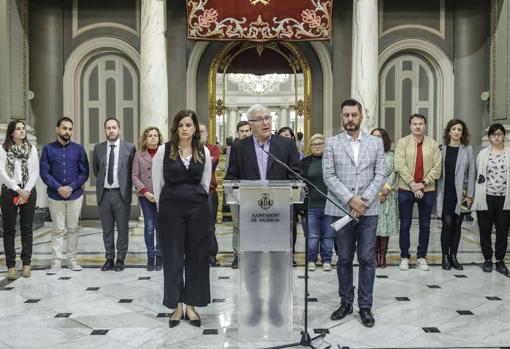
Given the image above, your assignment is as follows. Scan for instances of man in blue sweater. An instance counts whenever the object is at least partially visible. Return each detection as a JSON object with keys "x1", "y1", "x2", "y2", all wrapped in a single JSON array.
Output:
[{"x1": 40, "y1": 117, "x2": 89, "y2": 275}]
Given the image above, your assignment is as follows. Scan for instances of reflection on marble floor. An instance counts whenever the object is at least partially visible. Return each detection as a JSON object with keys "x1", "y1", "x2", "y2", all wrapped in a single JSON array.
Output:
[{"x1": 0, "y1": 218, "x2": 509, "y2": 348}]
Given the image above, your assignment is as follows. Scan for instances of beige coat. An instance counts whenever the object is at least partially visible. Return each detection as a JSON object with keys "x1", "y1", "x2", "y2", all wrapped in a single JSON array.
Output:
[{"x1": 394, "y1": 134, "x2": 442, "y2": 192}]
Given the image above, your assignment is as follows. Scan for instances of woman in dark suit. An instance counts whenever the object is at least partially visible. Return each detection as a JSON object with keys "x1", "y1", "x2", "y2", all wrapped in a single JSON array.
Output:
[
  {"x1": 435, "y1": 119, "x2": 475, "y2": 270},
  {"x1": 153, "y1": 110, "x2": 211, "y2": 328},
  {"x1": 132, "y1": 127, "x2": 163, "y2": 271}
]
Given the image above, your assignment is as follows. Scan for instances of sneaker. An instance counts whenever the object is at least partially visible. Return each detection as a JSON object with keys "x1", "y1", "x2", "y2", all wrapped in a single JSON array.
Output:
[
  {"x1": 307, "y1": 262, "x2": 316, "y2": 271},
  {"x1": 69, "y1": 259, "x2": 82, "y2": 271},
  {"x1": 398, "y1": 258, "x2": 410, "y2": 271},
  {"x1": 416, "y1": 258, "x2": 429, "y2": 271},
  {"x1": 322, "y1": 263, "x2": 332, "y2": 271},
  {"x1": 47, "y1": 260, "x2": 61, "y2": 275}
]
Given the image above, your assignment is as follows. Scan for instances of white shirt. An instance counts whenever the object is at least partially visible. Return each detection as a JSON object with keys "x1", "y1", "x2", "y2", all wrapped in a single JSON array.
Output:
[
  {"x1": 0, "y1": 145, "x2": 39, "y2": 192},
  {"x1": 152, "y1": 145, "x2": 212, "y2": 208},
  {"x1": 103, "y1": 138, "x2": 120, "y2": 189},
  {"x1": 347, "y1": 132, "x2": 362, "y2": 166}
]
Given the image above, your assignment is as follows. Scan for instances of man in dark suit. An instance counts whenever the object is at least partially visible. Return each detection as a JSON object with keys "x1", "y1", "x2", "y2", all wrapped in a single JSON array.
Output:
[
  {"x1": 225, "y1": 104, "x2": 301, "y2": 327},
  {"x1": 93, "y1": 117, "x2": 136, "y2": 272}
]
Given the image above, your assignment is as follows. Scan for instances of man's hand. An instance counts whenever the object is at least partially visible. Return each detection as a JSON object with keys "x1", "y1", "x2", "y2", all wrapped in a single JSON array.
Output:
[
  {"x1": 58, "y1": 186, "x2": 73, "y2": 199},
  {"x1": 349, "y1": 196, "x2": 368, "y2": 212},
  {"x1": 410, "y1": 181, "x2": 425, "y2": 192},
  {"x1": 414, "y1": 190, "x2": 424, "y2": 199}
]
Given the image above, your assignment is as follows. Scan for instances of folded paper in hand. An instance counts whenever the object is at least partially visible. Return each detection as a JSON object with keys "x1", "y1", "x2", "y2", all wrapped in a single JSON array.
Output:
[{"x1": 330, "y1": 215, "x2": 352, "y2": 231}]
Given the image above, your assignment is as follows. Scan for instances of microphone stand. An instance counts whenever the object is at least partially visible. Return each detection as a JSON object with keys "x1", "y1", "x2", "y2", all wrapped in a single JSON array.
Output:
[{"x1": 256, "y1": 143, "x2": 356, "y2": 349}]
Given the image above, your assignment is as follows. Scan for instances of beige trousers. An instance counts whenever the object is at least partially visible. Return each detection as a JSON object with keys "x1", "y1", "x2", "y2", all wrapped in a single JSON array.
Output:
[{"x1": 48, "y1": 196, "x2": 83, "y2": 261}]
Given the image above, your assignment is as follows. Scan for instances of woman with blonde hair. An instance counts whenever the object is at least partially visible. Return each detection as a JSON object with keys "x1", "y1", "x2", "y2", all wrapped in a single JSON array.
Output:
[
  {"x1": 132, "y1": 126, "x2": 163, "y2": 271},
  {"x1": 301, "y1": 133, "x2": 335, "y2": 271}
]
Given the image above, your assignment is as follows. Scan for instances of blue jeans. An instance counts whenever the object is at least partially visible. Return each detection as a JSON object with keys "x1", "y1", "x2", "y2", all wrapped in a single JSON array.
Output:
[
  {"x1": 139, "y1": 196, "x2": 160, "y2": 258},
  {"x1": 303, "y1": 208, "x2": 335, "y2": 263},
  {"x1": 334, "y1": 215, "x2": 377, "y2": 308},
  {"x1": 398, "y1": 190, "x2": 435, "y2": 259}
]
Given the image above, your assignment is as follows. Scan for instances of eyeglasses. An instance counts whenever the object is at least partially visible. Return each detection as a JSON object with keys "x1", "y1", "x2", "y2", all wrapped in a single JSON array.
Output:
[
  {"x1": 490, "y1": 132, "x2": 505, "y2": 138},
  {"x1": 311, "y1": 142, "x2": 324, "y2": 147},
  {"x1": 249, "y1": 115, "x2": 272, "y2": 123}
]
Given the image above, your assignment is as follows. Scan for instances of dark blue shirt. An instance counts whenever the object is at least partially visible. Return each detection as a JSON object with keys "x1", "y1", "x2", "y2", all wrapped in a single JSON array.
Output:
[{"x1": 40, "y1": 140, "x2": 90, "y2": 201}]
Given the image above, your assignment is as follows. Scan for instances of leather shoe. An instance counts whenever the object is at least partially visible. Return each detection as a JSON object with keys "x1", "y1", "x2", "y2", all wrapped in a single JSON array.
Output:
[
  {"x1": 482, "y1": 260, "x2": 493, "y2": 273},
  {"x1": 331, "y1": 303, "x2": 353, "y2": 321},
  {"x1": 114, "y1": 259, "x2": 125, "y2": 272},
  {"x1": 231, "y1": 254, "x2": 239, "y2": 269},
  {"x1": 101, "y1": 259, "x2": 114, "y2": 271},
  {"x1": 147, "y1": 257, "x2": 155, "y2": 271},
  {"x1": 495, "y1": 261, "x2": 509, "y2": 276},
  {"x1": 359, "y1": 308, "x2": 375, "y2": 327},
  {"x1": 441, "y1": 255, "x2": 451, "y2": 270},
  {"x1": 449, "y1": 255, "x2": 463, "y2": 270}
]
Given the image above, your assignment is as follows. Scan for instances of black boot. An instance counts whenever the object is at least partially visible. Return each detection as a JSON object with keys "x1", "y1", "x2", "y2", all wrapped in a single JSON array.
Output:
[
  {"x1": 442, "y1": 255, "x2": 451, "y2": 270},
  {"x1": 449, "y1": 255, "x2": 463, "y2": 270},
  {"x1": 147, "y1": 257, "x2": 155, "y2": 271},
  {"x1": 155, "y1": 256, "x2": 163, "y2": 271},
  {"x1": 379, "y1": 237, "x2": 389, "y2": 268}
]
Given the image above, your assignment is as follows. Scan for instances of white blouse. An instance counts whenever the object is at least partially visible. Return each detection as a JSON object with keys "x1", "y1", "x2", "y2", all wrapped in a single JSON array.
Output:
[
  {"x1": 0, "y1": 145, "x2": 39, "y2": 192},
  {"x1": 152, "y1": 145, "x2": 211, "y2": 207}
]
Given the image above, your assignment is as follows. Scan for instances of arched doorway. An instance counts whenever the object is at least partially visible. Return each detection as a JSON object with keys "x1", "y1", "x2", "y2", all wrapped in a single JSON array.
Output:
[
  {"x1": 63, "y1": 38, "x2": 140, "y2": 218},
  {"x1": 208, "y1": 41, "x2": 312, "y2": 147}
]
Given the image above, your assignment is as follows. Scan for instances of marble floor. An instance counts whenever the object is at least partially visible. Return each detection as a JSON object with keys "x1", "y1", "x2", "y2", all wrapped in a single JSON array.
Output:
[{"x1": 0, "y1": 218, "x2": 510, "y2": 348}]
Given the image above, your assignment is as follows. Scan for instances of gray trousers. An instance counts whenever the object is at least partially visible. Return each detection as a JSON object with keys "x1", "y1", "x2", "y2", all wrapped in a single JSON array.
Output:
[{"x1": 98, "y1": 190, "x2": 131, "y2": 260}]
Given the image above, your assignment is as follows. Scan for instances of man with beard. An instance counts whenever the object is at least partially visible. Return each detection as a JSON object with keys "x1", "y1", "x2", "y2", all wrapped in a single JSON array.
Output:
[
  {"x1": 323, "y1": 98, "x2": 385, "y2": 327},
  {"x1": 41, "y1": 117, "x2": 89, "y2": 275},
  {"x1": 93, "y1": 117, "x2": 136, "y2": 272}
]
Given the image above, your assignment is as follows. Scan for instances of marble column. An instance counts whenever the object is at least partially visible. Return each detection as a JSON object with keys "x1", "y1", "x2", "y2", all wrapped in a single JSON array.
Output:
[
  {"x1": 227, "y1": 107, "x2": 238, "y2": 140},
  {"x1": 454, "y1": 0, "x2": 489, "y2": 150},
  {"x1": 278, "y1": 106, "x2": 289, "y2": 130},
  {"x1": 351, "y1": 0, "x2": 378, "y2": 132},
  {"x1": 141, "y1": 0, "x2": 168, "y2": 140},
  {"x1": 29, "y1": 0, "x2": 63, "y2": 145}
]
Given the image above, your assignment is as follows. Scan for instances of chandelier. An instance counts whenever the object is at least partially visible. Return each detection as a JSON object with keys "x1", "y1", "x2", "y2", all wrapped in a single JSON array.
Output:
[{"x1": 227, "y1": 73, "x2": 290, "y2": 95}]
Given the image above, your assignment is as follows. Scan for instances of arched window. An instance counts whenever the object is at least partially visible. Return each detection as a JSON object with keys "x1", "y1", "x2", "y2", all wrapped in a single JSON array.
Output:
[{"x1": 379, "y1": 53, "x2": 437, "y2": 141}]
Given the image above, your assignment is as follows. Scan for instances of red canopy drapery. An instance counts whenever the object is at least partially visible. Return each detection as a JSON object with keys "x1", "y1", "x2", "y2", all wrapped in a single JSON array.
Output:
[{"x1": 187, "y1": 0, "x2": 332, "y2": 41}]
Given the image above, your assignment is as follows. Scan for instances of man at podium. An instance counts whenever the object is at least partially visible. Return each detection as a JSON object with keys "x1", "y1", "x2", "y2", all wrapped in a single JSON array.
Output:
[{"x1": 225, "y1": 103, "x2": 302, "y2": 326}]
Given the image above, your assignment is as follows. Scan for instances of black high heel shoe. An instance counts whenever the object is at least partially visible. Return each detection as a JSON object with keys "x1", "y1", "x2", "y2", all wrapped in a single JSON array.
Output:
[
  {"x1": 186, "y1": 307, "x2": 201, "y2": 328},
  {"x1": 169, "y1": 308, "x2": 184, "y2": 328}
]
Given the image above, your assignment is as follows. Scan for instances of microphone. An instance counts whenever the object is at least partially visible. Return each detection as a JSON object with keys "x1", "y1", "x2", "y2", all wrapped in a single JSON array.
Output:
[{"x1": 256, "y1": 139, "x2": 358, "y2": 225}]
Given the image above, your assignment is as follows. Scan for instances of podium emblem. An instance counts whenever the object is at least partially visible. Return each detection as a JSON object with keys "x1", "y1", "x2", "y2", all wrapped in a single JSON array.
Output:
[{"x1": 258, "y1": 192, "x2": 273, "y2": 210}]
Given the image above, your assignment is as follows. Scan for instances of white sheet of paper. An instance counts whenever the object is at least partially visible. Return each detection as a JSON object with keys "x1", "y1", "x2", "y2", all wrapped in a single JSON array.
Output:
[{"x1": 330, "y1": 215, "x2": 352, "y2": 231}]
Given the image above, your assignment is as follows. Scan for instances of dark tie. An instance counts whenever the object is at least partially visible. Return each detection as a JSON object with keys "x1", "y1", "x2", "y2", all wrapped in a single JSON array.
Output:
[{"x1": 107, "y1": 144, "x2": 115, "y2": 185}]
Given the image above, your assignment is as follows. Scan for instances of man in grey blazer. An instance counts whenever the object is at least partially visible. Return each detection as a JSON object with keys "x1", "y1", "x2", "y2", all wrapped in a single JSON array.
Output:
[
  {"x1": 323, "y1": 99, "x2": 385, "y2": 327},
  {"x1": 93, "y1": 117, "x2": 136, "y2": 272}
]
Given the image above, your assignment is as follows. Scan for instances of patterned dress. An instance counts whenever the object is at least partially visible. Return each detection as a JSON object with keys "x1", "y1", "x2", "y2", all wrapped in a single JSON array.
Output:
[{"x1": 376, "y1": 151, "x2": 399, "y2": 237}]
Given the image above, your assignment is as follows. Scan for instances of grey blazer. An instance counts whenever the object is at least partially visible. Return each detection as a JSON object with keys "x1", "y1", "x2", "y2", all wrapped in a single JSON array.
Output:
[
  {"x1": 93, "y1": 140, "x2": 136, "y2": 205},
  {"x1": 322, "y1": 131, "x2": 386, "y2": 217},
  {"x1": 435, "y1": 144, "x2": 476, "y2": 216}
]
